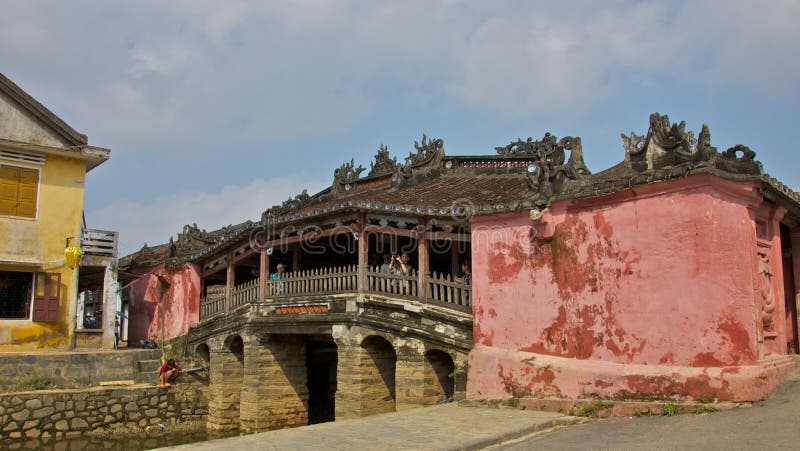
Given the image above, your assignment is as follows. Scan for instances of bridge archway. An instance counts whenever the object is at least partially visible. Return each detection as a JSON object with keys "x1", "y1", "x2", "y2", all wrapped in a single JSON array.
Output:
[
  {"x1": 207, "y1": 334, "x2": 244, "y2": 431},
  {"x1": 423, "y1": 349, "x2": 455, "y2": 404},
  {"x1": 195, "y1": 343, "x2": 210, "y2": 364}
]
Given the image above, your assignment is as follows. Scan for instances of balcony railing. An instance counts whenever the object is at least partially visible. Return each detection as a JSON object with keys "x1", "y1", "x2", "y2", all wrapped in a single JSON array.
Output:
[
  {"x1": 200, "y1": 286, "x2": 225, "y2": 319},
  {"x1": 366, "y1": 266, "x2": 418, "y2": 299},
  {"x1": 199, "y1": 264, "x2": 471, "y2": 320},
  {"x1": 266, "y1": 265, "x2": 358, "y2": 297},
  {"x1": 82, "y1": 229, "x2": 118, "y2": 257}
]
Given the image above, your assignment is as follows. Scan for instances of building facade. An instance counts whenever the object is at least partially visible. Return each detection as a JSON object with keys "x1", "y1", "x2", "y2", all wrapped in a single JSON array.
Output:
[{"x1": 0, "y1": 73, "x2": 114, "y2": 350}]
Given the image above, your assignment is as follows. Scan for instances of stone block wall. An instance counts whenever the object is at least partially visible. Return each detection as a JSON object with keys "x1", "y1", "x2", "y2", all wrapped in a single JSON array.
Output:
[
  {"x1": 0, "y1": 349, "x2": 163, "y2": 391},
  {"x1": 206, "y1": 339, "x2": 243, "y2": 431},
  {"x1": 0, "y1": 381, "x2": 208, "y2": 442},
  {"x1": 241, "y1": 335, "x2": 308, "y2": 433}
]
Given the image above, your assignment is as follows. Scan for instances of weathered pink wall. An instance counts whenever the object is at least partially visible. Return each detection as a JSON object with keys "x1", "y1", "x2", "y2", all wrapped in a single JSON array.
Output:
[
  {"x1": 127, "y1": 263, "x2": 201, "y2": 344},
  {"x1": 468, "y1": 174, "x2": 795, "y2": 401}
]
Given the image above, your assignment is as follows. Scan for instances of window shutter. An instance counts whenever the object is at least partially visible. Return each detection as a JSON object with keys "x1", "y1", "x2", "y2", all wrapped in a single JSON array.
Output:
[
  {"x1": 0, "y1": 165, "x2": 19, "y2": 216},
  {"x1": 16, "y1": 168, "x2": 38, "y2": 218},
  {"x1": 32, "y1": 272, "x2": 60, "y2": 322}
]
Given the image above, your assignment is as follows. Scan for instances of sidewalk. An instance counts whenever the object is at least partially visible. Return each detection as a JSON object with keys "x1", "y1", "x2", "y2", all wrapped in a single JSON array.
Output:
[{"x1": 163, "y1": 404, "x2": 574, "y2": 451}]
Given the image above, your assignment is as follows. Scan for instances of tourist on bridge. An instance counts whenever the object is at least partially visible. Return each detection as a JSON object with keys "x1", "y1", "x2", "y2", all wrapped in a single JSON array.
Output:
[
  {"x1": 457, "y1": 260, "x2": 472, "y2": 285},
  {"x1": 271, "y1": 263, "x2": 286, "y2": 294},
  {"x1": 390, "y1": 253, "x2": 412, "y2": 275},
  {"x1": 159, "y1": 358, "x2": 181, "y2": 388}
]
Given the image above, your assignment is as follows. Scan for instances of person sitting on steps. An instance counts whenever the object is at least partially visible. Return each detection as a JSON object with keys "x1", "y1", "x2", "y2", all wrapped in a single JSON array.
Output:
[{"x1": 159, "y1": 358, "x2": 181, "y2": 388}]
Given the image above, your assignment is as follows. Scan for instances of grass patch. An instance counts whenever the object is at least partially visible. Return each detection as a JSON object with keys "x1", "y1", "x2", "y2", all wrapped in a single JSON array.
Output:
[
  {"x1": 11, "y1": 373, "x2": 56, "y2": 392},
  {"x1": 571, "y1": 400, "x2": 615, "y2": 417},
  {"x1": 693, "y1": 405, "x2": 718, "y2": 415}
]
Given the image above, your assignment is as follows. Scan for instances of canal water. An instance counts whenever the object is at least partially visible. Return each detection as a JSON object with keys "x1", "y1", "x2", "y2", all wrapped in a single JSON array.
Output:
[{"x1": 2, "y1": 429, "x2": 239, "y2": 450}]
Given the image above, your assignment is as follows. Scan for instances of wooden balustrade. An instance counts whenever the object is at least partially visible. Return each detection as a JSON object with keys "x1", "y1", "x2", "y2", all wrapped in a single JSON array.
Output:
[
  {"x1": 231, "y1": 278, "x2": 259, "y2": 308},
  {"x1": 199, "y1": 286, "x2": 226, "y2": 320},
  {"x1": 366, "y1": 266, "x2": 418, "y2": 299},
  {"x1": 427, "y1": 271, "x2": 471, "y2": 308},
  {"x1": 199, "y1": 264, "x2": 472, "y2": 319},
  {"x1": 265, "y1": 265, "x2": 358, "y2": 297}
]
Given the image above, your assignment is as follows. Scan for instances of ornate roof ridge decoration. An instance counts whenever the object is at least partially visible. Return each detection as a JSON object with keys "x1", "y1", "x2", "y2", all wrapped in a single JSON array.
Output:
[
  {"x1": 261, "y1": 189, "x2": 314, "y2": 220},
  {"x1": 331, "y1": 158, "x2": 366, "y2": 196},
  {"x1": 407, "y1": 133, "x2": 444, "y2": 168},
  {"x1": 368, "y1": 144, "x2": 398, "y2": 177},
  {"x1": 167, "y1": 223, "x2": 221, "y2": 258},
  {"x1": 495, "y1": 132, "x2": 591, "y2": 209},
  {"x1": 622, "y1": 112, "x2": 763, "y2": 176},
  {"x1": 393, "y1": 133, "x2": 445, "y2": 183}
]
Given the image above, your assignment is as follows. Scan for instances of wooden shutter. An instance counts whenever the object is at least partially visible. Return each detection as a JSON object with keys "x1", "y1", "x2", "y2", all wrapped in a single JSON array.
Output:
[
  {"x1": 32, "y1": 272, "x2": 60, "y2": 322},
  {"x1": 16, "y1": 168, "x2": 38, "y2": 218},
  {"x1": 0, "y1": 165, "x2": 38, "y2": 218},
  {"x1": 0, "y1": 165, "x2": 19, "y2": 216}
]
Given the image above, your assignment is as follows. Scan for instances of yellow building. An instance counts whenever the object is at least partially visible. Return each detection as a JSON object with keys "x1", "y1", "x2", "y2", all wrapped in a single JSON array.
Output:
[{"x1": 0, "y1": 73, "x2": 112, "y2": 350}]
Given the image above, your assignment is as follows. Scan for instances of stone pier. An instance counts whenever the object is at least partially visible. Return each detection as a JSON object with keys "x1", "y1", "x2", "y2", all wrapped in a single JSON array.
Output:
[{"x1": 240, "y1": 334, "x2": 308, "y2": 433}]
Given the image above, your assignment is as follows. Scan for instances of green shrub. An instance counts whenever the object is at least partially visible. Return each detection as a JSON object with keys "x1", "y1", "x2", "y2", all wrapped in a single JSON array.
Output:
[{"x1": 662, "y1": 402, "x2": 678, "y2": 416}]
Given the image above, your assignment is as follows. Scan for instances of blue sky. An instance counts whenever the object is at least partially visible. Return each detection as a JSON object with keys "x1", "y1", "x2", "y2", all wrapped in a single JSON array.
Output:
[{"x1": 1, "y1": 1, "x2": 798, "y2": 255}]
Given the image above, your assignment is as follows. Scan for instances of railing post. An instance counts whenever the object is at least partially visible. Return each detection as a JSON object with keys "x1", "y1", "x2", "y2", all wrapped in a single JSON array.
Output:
[
  {"x1": 357, "y1": 213, "x2": 368, "y2": 294},
  {"x1": 225, "y1": 253, "x2": 235, "y2": 312},
  {"x1": 259, "y1": 250, "x2": 269, "y2": 300},
  {"x1": 418, "y1": 221, "x2": 429, "y2": 300}
]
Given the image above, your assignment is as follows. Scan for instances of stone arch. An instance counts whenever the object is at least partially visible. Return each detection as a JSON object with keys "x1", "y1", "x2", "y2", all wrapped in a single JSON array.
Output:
[
  {"x1": 360, "y1": 335, "x2": 397, "y2": 414},
  {"x1": 423, "y1": 349, "x2": 455, "y2": 404},
  {"x1": 195, "y1": 343, "x2": 210, "y2": 364},
  {"x1": 224, "y1": 334, "x2": 245, "y2": 363},
  {"x1": 207, "y1": 333, "x2": 245, "y2": 431}
]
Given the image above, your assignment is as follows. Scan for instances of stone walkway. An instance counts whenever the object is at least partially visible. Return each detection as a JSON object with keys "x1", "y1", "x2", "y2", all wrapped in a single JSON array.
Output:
[{"x1": 162, "y1": 404, "x2": 572, "y2": 451}]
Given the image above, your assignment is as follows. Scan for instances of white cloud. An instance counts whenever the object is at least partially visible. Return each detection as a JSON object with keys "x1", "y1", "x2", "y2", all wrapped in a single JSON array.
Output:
[
  {"x1": 86, "y1": 176, "x2": 326, "y2": 256},
  {"x1": 2, "y1": 0, "x2": 798, "y2": 151}
]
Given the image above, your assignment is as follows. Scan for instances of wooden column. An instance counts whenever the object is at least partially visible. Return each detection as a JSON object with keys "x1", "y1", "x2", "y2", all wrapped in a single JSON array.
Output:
[
  {"x1": 292, "y1": 244, "x2": 302, "y2": 272},
  {"x1": 259, "y1": 250, "x2": 269, "y2": 300},
  {"x1": 418, "y1": 221, "x2": 429, "y2": 300},
  {"x1": 225, "y1": 254, "x2": 235, "y2": 312},
  {"x1": 357, "y1": 213, "x2": 368, "y2": 294},
  {"x1": 451, "y1": 241, "x2": 460, "y2": 278}
]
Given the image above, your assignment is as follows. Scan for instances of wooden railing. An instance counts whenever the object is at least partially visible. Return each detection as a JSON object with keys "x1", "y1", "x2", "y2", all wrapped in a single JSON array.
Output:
[
  {"x1": 266, "y1": 265, "x2": 357, "y2": 297},
  {"x1": 231, "y1": 278, "x2": 259, "y2": 308},
  {"x1": 82, "y1": 229, "x2": 118, "y2": 257},
  {"x1": 366, "y1": 266, "x2": 419, "y2": 299},
  {"x1": 200, "y1": 287, "x2": 226, "y2": 320},
  {"x1": 198, "y1": 264, "x2": 471, "y2": 319},
  {"x1": 427, "y1": 272, "x2": 471, "y2": 308}
]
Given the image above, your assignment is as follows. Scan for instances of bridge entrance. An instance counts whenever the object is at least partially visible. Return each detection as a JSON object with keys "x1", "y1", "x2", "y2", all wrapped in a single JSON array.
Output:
[{"x1": 306, "y1": 335, "x2": 337, "y2": 424}]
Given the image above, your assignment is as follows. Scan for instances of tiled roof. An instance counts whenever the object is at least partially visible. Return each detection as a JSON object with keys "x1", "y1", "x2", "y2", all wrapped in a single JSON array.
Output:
[{"x1": 293, "y1": 173, "x2": 531, "y2": 217}]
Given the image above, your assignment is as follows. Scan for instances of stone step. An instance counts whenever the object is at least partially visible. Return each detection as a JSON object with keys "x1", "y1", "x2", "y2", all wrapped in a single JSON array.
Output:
[{"x1": 137, "y1": 359, "x2": 163, "y2": 373}]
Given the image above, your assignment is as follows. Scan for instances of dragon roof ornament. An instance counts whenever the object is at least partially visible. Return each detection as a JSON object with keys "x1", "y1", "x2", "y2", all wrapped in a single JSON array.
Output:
[
  {"x1": 331, "y1": 159, "x2": 366, "y2": 196},
  {"x1": 368, "y1": 144, "x2": 399, "y2": 177},
  {"x1": 622, "y1": 112, "x2": 762, "y2": 175},
  {"x1": 495, "y1": 132, "x2": 590, "y2": 208}
]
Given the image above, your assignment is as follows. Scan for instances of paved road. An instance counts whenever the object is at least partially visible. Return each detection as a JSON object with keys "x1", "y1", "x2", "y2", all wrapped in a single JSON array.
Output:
[
  {"x1": 497, "y1": 369, "x2": 800, "y2": 450},
  {"x1": 164, "y1": 404, "x2": 568, "y2": 451}
]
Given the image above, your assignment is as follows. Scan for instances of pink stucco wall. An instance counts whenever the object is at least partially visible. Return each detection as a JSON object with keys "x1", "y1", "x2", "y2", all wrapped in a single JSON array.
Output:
[
  {"x1": 127, "y1": 263, "x2": 201, "y2": 344},
  {"x1": 468, "y1": 174, "x2": 795, "y2": 401}
]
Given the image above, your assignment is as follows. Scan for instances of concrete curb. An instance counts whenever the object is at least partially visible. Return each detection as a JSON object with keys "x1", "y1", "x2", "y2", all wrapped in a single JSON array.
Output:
[{"x1": 445, "y1": 416, "x2": 585, "y2": 451}]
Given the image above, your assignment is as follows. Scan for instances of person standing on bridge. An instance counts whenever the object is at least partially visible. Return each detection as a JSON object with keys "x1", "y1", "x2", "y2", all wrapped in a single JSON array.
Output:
[{"x1": 271, "y1": 263, "x2": 286, "y2": 294}]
